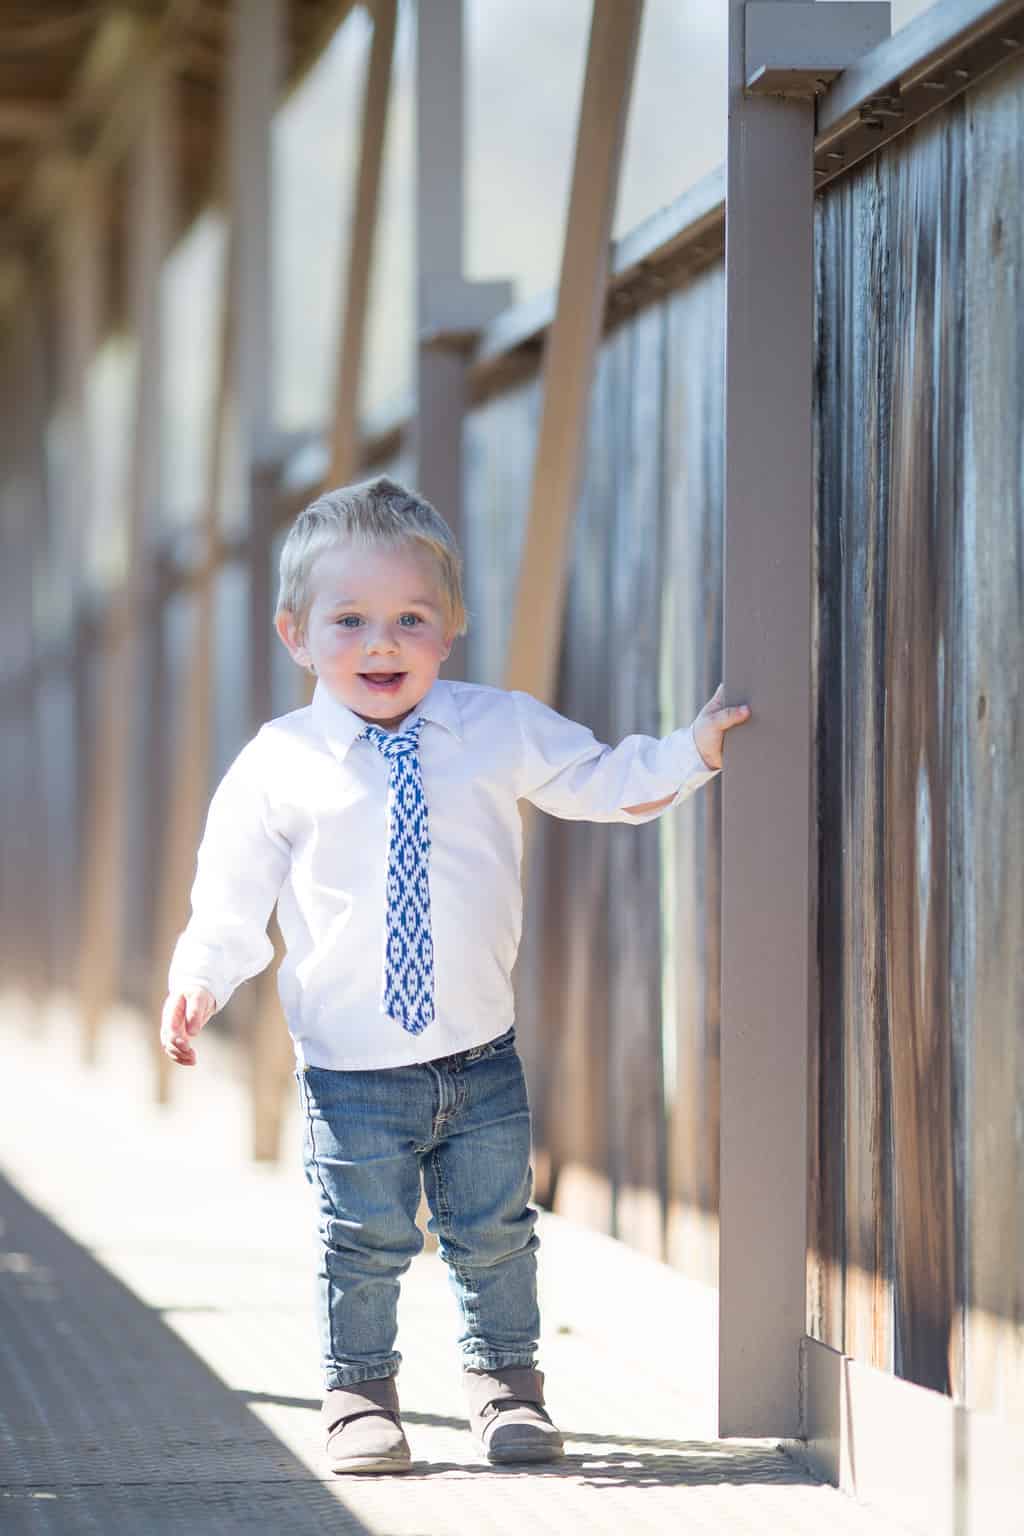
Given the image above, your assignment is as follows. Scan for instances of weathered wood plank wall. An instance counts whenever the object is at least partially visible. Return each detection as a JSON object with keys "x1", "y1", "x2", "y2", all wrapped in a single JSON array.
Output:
[
  {"x1": 813, "y1": 59, "x2": 1023, "y2": 1416},
  {"x1": 660, "y1": 263, "x2": 725, "y2": 1289},
  {"x1": 462, "y1": 55, "x2": 1023, "y2": 1417},
  {"x1": 464, "y1": 278, "x2": 724, "y2": 1267}
]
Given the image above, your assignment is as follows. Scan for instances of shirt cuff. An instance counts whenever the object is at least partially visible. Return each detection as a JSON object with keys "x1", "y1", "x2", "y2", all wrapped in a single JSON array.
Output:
[
  {"x1": 167, "y1": 960, "x2": 228, "y2": 1014},
  {"x1": 619, "y1": 722, "x2": 721, "y2": 823}
]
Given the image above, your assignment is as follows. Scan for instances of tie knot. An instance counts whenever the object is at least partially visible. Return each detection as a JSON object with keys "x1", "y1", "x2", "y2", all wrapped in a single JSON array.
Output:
[{"x1": 362, "y1": 717, "x2": 423, "y2": 762}]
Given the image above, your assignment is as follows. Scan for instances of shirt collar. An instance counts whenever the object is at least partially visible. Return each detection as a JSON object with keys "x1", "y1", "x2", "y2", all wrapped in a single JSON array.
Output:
[{"x1": 311, "y1": 677, "x2": 463, "y2": 762}]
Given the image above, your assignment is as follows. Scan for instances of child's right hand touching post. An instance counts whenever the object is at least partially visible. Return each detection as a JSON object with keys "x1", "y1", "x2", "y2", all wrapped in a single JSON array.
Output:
[{"x1": 160, "y1": 987, "x2": 216, "y2": 1067}]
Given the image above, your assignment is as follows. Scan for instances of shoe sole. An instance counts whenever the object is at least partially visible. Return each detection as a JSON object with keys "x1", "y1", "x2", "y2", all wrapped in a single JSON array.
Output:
[
  {"x1": 326, "y1": 1449, "x2": 413, "y2": 1475},
  {"x1": 475, "y1": 1433, "x2": 565, "y2": 1465}
]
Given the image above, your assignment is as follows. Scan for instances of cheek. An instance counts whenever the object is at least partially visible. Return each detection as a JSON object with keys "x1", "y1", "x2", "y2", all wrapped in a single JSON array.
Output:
[
  {"x1": 317, "y1": 627, "x2": 359, "y2": 661},
  {"x1": 414, "y1": 630, "x2": 450, "y2": 662}
]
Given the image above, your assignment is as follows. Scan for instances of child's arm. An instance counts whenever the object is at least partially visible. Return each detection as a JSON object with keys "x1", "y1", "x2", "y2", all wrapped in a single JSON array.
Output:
[
  {"x1": 163, "y1": 736, "x2": 290, "y2": 1046},
  {"x1": 620, "y1": 685, "x2": 750, "y2": 812},
  {"x1": 513, "y1": 685, "x2": 748, "y2": 824}
]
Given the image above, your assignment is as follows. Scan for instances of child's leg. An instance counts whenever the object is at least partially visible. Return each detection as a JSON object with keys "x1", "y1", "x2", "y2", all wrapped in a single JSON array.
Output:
[
  {"x1": 419, "y1": 1028, "x2": 540, "y2": 1369},
  {"x1": 295, "y1": 1063, "x2": 426, "y2": 1391}
]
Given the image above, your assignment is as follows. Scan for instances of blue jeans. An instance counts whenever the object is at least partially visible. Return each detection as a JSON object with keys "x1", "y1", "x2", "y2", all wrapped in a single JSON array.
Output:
[{"x1": 295, "y1": 1025, "x2": 540, "y2": 1390}]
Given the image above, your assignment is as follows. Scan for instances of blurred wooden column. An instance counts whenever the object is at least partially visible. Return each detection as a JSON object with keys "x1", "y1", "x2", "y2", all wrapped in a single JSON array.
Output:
[
  {"x1": 719, "y1": 0, "x2": 814, "y2": 1437},
  {"x1": 123, "y1": 65, "x2": 173, "y2": 1017},
  {"x1": 59, "y1": 182, "x2": 103, "y2": 1043},
  {"x1": 17, "y1": 287, "x2": 52, "y2": 1000},
  {"x1": 76, "y1": 319, "x2": 121, "y2": 1057},
  {"x1": 502, "y1": 0, "x2": 643, "y2": 709},
  {"x1": 330, "y1": 0, "x2": 397, "y2": 487},
  {"x1": 500, "y1": 0, "x2": 643, "y2": 1203},
  {"x1": 79, "y1": 63, "x2": 172, "y2": 1062},
  {"x1": 0, "y1": 298, "x2": 48, "y2": 999},
  {"x1": 284, "y1": 0, "x2": 398, "y2": 726},
  {"x1": 414, "y1": 0, "x2": 510, "y2": 682},
  {"x1": 149, "y1": 231, "x2": 236, "y2": 1106},
  {"x1": 229, "y1": 0, "x2": 293, "y2": 1159}
]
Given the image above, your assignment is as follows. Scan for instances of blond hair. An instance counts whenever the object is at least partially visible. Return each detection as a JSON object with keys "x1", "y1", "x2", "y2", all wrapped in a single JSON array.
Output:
[{"x1": 276, "y1": 475, "x2": 469, "y2": 639}]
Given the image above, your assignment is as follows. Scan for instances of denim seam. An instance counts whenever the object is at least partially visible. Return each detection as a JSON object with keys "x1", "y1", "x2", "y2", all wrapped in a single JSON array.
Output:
[
  {"x1": 461, "y1": 1350, "x2": 537, "y2": 1372},
  {"x1": 430, "y1": 1145, "x2": 484, "y2": 1346},
  {"x1": 298, "y1": 1068, "x2": 341, "y2": 1368},
  {"x1": 325, "y1": 1357, "x2": 402, "y2": 1389},
  {"x1": 428, "y1": 1144, "x2": 455, "y2": 1246},
  {"x1": 440, "y1": 1105, "x2": 532, "y2": 1143}
]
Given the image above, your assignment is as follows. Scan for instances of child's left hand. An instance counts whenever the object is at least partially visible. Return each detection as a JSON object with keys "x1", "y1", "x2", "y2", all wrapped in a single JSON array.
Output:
[{"x1": 693, "y1": 683, "x2": 751, "y2": 771}]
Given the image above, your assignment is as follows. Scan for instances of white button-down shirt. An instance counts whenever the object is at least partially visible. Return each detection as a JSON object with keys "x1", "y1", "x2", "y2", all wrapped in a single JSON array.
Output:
[{"x1": 168, "y1": 679, "x2": 720, "y2": 1070}]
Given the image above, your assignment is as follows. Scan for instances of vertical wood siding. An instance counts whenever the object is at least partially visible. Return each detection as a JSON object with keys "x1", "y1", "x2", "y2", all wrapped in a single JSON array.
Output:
[
  {"x1": 961, "y1": 65, "x2": 1024, "y2": 1424},
  {"x1": 813, "y1": 61, "x2": 1023, "y2": 1414},
  {"x1": 463, "y1": 54, "x2": 1022, "y2": 1419},
  {"x1": 606, "y1": 306, "x2": 669, "y2": 1257},
  {"x1": 661, "y1": 263, "x2": 725, "y2": 1289},
  {"x1": 465, "y1": 286, "x2": 723, "y2": 1265}
]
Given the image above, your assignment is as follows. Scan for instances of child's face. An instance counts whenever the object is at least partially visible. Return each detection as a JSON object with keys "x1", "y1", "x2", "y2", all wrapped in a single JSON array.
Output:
[{"x1": 276, "y1": 538, "x2": 454, "y2": 731}]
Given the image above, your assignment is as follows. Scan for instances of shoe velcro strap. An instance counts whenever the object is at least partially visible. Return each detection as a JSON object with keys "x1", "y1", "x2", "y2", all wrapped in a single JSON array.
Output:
[
  {"x1": 481, "y1": 1396, "x2": 552, "y2": 1423},
  {"x1": 323, "y1": 1383, "x2": 400, "y2": 1435},
  {"x1": 326, "y1": 1404, "x2": 401, "y2": 1435}
]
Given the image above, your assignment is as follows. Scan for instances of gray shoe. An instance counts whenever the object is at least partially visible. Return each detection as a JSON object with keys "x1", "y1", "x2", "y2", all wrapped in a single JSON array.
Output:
[
  {"x1": 463, "y1": 1366, "x2": 565, "y2": 1464},
  {"x1": 322, "y1": 1375, "x2": 412, "y2": 1474}
]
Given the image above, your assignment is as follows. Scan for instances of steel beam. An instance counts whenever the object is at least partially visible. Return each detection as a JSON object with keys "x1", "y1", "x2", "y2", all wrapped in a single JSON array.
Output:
[{"x1": 719, "y1": 0, "x2": 814, "y2": 1437}]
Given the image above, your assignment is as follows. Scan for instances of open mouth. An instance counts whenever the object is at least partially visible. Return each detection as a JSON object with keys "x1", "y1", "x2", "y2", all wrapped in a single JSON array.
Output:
[{"x1": 360, "y1": 672, "x2": 406, "y2": 691}]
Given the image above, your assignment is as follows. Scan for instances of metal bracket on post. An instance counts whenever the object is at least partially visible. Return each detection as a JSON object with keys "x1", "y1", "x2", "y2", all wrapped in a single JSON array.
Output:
[
  {"x1": 419, "y1": 274, "x2": 513, "y2": 351},
  {"x1": 745, "y1": 1, "x2": 890, "y2": 97}
]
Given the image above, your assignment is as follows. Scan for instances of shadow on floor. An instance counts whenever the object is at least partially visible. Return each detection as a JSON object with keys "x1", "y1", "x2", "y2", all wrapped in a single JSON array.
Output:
[
  {"x1": 231, "y1": 1401, "x2": 821, "y2": 1491},
  {"x1": 0, "y1": 1173, "x2": 364, "y2": 1535}
]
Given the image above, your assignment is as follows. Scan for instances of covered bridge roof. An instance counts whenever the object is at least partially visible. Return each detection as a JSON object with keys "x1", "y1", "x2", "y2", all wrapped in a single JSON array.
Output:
[{"x1": 0, "y1": 0, "x2": 352, "y2": 316}]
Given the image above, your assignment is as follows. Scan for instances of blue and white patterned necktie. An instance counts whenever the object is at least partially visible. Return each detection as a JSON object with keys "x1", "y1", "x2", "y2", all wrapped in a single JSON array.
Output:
[{"x1": 358, "y1": 715, "x2": 435, "y2": 1034}]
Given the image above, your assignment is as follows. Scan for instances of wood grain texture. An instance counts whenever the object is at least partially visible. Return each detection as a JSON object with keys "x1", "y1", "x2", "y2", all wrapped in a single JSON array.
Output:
[
  {"x1": 462, "y1": 379, "x2": 538, "y2": 688},
  {"x1": 809, "y1": 195, "x2": 847, "y2": 1353},
  {"x1": 813, "y1": 57, "x2": 1024, "y2": 1412},
  {"x1": 882, "y1": 117, "x2": 961, "y2": 1400},
  {"x1": 661, "y1": 265, "x2": 724, "y2": 1288},
  {"x1": 545, "y1": 338, "x2": 617, "y2": 1234},
  {"x1": 606, "y1": 306, "x2": 668, "y2": 1259},
  {"x1": 961, "y1": 65, "x2": 1024, "y2": 1422},
  {"x1": 815, "y1": 165, "x2": 894, "y2": 1367},
  {"x1": 463, "y1": 272, "x2": 732, "y2": 1275}
]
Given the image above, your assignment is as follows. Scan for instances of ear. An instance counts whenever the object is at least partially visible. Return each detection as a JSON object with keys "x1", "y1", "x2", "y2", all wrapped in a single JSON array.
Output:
[{"x1": 275, "y1": 609, "x2": 312, "y2": 670}]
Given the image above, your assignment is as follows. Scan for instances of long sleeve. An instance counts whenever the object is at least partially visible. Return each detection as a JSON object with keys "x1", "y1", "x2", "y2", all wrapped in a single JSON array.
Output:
[
  {"x1": 167, "y1": 734, "x2": 291, "y2": 1011},
  {"x1": 512, "y1": 689, "x2": 720, "y2": 825}
]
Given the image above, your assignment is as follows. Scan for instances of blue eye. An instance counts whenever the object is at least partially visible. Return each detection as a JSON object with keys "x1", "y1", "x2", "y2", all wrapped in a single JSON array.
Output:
[
  {"x1": 399, "y1": 614, "x2": 423, "y2": 627},
  {"x1": 337, "y1": 615, "x2": 361, "y2": 628}
]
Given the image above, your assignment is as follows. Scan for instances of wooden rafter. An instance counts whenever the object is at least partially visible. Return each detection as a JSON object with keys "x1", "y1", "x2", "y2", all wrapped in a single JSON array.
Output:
[{"x1": 0, "y1": 0, "x2": 359, "y2": 332}]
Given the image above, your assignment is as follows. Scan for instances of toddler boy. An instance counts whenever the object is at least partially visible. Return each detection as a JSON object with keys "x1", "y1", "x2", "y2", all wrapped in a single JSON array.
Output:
[{"x1": 160, "y1": 476, "x2": 750, "y2": 1474}]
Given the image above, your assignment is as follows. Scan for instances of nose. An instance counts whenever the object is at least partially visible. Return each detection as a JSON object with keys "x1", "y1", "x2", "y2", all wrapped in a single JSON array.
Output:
[{"x1": 364, "y1": 622, "x2": 400, "y2": 655}]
